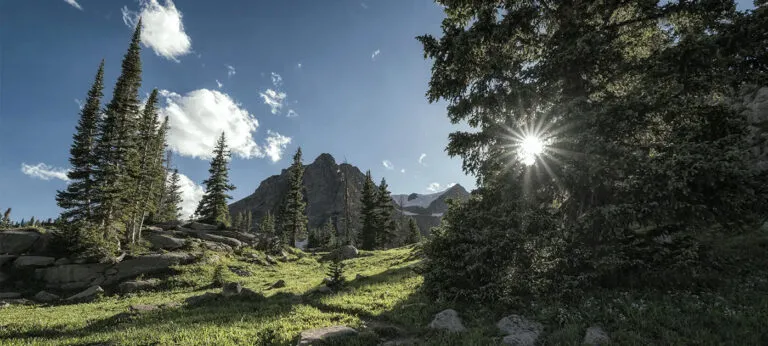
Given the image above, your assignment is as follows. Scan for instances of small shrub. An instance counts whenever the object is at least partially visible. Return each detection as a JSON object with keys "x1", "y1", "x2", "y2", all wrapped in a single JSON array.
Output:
[{"x1": 326, "y1": 257, "x2": 346, "y2": 290}]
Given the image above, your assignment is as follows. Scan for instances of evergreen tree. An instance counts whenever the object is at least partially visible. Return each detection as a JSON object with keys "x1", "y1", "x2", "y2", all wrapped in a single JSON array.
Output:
[
  {"x1": 156, "y1": 169, "x2": 183, "y2": 222},
  {"x1": 245, "y1": 211, "x2": 253, "y2": 232},
  {"x1": 234, "y1": 212, "x2": 244, "y2": 231},
  {"x1": 1, "y1": 208, "x2": 11, "y2": 228},
  {"x1": 406, "y1": 218, "x2": 422, "y2": 244},
  {"x1": 375, "y1": 177, "x2": 397, "y2": 248},
  {"x1": 359, "y1": 170, "x2": 379, "y2": 250},
  {"x1": 195, "y1": 132, "x2": 236, "y2": 227},
  {"x1": 325, "y1": 257, "x2": 346, "y2": 290},
  {"x1": 258, "y1": 211, "x2": 281, "y2": 253},
  {"x1": 322, "y1": 218, "x2": 336, "y2": 249},
  {"x1": 278, "y1": 147, "x2": 307, "y2": 247},
  {"x1": 29, "y1": 216, "x2": 36, "y2": 227},
  {"x1": 92, "y1": 20, "x2": 143, "y2": 243},
  {"x1": 56, "y1": 60, "x2": 105, "y2": 223}
]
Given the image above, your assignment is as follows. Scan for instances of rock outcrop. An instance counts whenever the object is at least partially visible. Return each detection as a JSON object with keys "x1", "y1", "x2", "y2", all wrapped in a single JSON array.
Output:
[
  {"x1": 497, "y1": 315, "x2": 543, "y2": 346},
  {"x1": 428, "y1": 309, "x2": 466, "y2": 333},
  {"x1": 0, "y1": 230, "x2": 41, "y2": 255},
  {"x1": 295, "y1": 325, "x2": 358, "y2": 345}
]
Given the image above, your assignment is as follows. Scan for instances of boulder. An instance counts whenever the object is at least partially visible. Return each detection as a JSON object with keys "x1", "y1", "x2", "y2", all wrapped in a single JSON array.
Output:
[
  {"x1": 180, "y1": 229, "x2": 242, "y2": 248},
  {"x1": 428, "y1": 309, "x2": 466, "y2": 333},
  {"x1": 339, "y1": 245, "x2": 358, "y2": 260},
  {"x1": 296, "y1": 325, "x2": 358, "y2": 345},
  {"x1": 269, "y1": 279, "x2": 286, "y2": 289},
  {"x1": 0, "y1": 272, "x2": 9, "y2": 284},
  {"x1": 265, "y1": 255, "x2": 277, "y2": 265},
  {"x1": 34, "y1": 263, "x2": 109, "y2": 288},
  {"x1": 54, "y1": 258, "x2": 72, "y2": 266},
  {"x1": 222, "y1": 282, "x2": 242, "y2": 297},
  {"x1": 144, "y1": 232, "x2": 186, "y2": 250},
  {"x1": 28, "y1": 231, "x2": 56, "y2": 255},
  {"x1": 0, "y1": 255, "x2": 17, "y2": 267},
  {"x1": 129, "y1": 304, "x2": 159, "y2": 312},
  {"x1": 185, "y1": 292, "x2": 219, "y2": 306},
  {"x1": 118, "y1": 279, "x2": 160, "y2": 294},
  {"x1": 583, "y1": 326, "x2": 610, "y2": 345},
  {"x1": 228, "y1": 266, "x2": 251, "y2": 277},
  {"x1": 156, "y1": 220, "x2": 183, "y2": 230},
  {"x1": 0, "y1": 230, "x2": 41, "y2": 255},
  {"x1": 13, "y1": 256, "x2": 55, "y2": 269},
  {"x1": 142, "y1": 226, "x2": 164, "y2": 232},
  {"x1": 103, "y1": 252, "x2": 196, "y2": 285},
  {"x1": 497, "y1": 315, "x2": 543, "y2": 346},
  {"x1": 34, "y1": 291, "x2": 60, "y2": 303},
  {"x1": 1, "y1": 298, "x2": 32, "y2": 306},
  {"x1": 0, "y1": 292, "x2": 21, "y2": 299},
  {"x1": 66, "y1": 285, "x2": 104, "y2": 302},
  {"x1": 200, "y1": 240, "x2": 232, "y2": 252},
  {"x1": 186, "y1": 222, "x2": 218, "y2": 231},
  {"x1": 210, "y1": 230, "x2": 257, "y2": 243}
]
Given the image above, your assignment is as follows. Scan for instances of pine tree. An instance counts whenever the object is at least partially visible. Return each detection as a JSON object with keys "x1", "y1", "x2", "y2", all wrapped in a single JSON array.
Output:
[
  {"x1": 325, "y1": 257, "x2": 345, "y2": 290},
  {"x1": 278, "y1": 147, "x2": 307, "y2": 247},
  {"x1": 56, "y1": 60, "x2": 105, "y2": 223},
  {"x1": 1, "y1": 208, "x2": 11, "y2": 228},
  {"x1": 359, "y1": 170, "x2": 378, "y2": 250},
  {"x1": 406, "y1": 218, "x2": 422, "y2": 244},
  {"x1": 92, "y1": 20, "x2": 143, "y2": 244},
  {"x1": 340, "y1": 158, "x2": 354, "y2": 245},
  {"x1": 245, "y1": 211, "x2": 253, "y2": 233},
  {"x1": 29, "y1": 216, "x2": 36, "y2": 227},
  {"x1": 195, "y1": 132, "x2": 236, "y2": 227},
  {"x1": 156, "y1": 169, "x2": 184, "y2": 222},
  {"x1": 234, "y1": 212, "x2": 244, "y2": 231},
  {"x1": 376, "y1": 177, "x2": 397, "y2": 248},
  {"x1": 259, "y1": 211, "x2": 280, "y2": 253}
]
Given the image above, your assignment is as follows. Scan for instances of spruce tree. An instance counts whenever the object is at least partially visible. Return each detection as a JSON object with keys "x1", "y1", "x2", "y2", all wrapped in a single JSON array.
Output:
[
  {"x1": 56, "y1": 60, "x2": 105, "y2": 223},
  {"x1": 322, "y1": 218, "x2": 336, "y2": 249},
  {"x1": 234, "y1": 212, "x2": 244, "y2": 231},
  {"x1": 376, "y1": 177, "x2": 397, "y2": 248},
  {"x1": 195, "y1": 132, "x2": 236, "y2": 227},
  {"x1": 278, "y1": 147, "x2": 308, "y2": 247},
  {"x1": 156, "y1": 169, "x2": 184, "y2": 222},
  {"x1": 245, "y1": 211, "x2": 253, "y2": 233},
  {"x1": 92, "y1": 20, "x2": 143, "y2": 243},
  {"x1": 259, "y1": 211, "x2": 280, "y2": 253},
  {"x1": 359, "y1": 170, "x2": 379, "y2": 250},
  {"x1": 406, "y1": 218, "x2": 422, "y2": 244},
  {"x1": 1, "y1": 208, "x2": 11, "y2": 228}
]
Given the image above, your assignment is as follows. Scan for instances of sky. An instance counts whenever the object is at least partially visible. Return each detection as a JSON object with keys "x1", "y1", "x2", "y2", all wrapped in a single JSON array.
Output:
[{"x1": 0, "y1": 0, "x2": 479, "y2": 222}]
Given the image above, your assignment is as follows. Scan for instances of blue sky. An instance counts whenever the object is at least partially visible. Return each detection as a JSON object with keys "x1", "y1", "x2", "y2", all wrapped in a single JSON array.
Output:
[{"x1": 0, "y1": 0, "x2": 477, "y2": 221}]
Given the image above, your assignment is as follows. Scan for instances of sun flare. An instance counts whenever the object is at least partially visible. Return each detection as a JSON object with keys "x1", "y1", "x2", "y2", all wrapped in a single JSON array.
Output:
[{"x1": 520, "y1": 135, "x2": 544, "y2": 166}]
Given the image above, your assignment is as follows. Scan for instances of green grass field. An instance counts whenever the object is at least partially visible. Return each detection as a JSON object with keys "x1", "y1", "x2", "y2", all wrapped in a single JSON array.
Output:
[{"x1": 2, "y1": 238, "x2": 767, "y2": 345}]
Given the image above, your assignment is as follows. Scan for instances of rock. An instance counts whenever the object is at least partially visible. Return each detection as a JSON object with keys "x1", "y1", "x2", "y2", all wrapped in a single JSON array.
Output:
[
  {"x1": 103, "y1": 252, "x2": 196, "y2": 285},
  {"x1": 0, "y1": 302, "x2": 8, "y2": 309},
  {"x1": 34, "y1": 263, "x2": 109, "y2": 288},
  {"x1": 13, "y1": 256, "x2": 55, "y2": 269},
  {"x1": 33, "y1": 291, "x2": 60, "y2": 303},
  {"x1": 0, "y1": 272, "x2": 9, "y2": 284},
  {"x1": 0, "y1": 255, "x2": 18, "y2": 266},
  {"x1": 210, "y1": 230, "x2": 257, "y2": 243},
  {"x1": 428, "y1": 309, "x2": 466, "y2": 333},
  {"x1": 380, "y1": 339, "x2": 417, "y2": 346},
  {"x1": 497, "y1": 315, "x2": 543, "y2": 346},
  {"x1": 0, "y1": 292, "x2": 21, "y2": 299},
  {"x1": 66, "y1": 285, "x2": 104, "y2": 302},
  {"x1": 583, "y1": 326, "x2": 610, "y2": 345},
  {"x1": 269, "y1": 279, "x2": 286, "y2": 289},
  {"x1": 228, "y1": 266, "x2": 251, "y2": 277},
  {"x1": 240, "y1": 288, "x2": 264, "y2": 300},
  {"x1": 355, "y1": 274, "x2": 366, "y2": 280},
  {"x1": 118, "y1": 279, "x2": 159, "y2": 294},
  {"x1": 322, "y1": 277, "x2": 332, "y2": 285},
  {"x1": 265, "y1": 255, "x2": 277, "y2": 265},
  {"x1": 317, "y1": 285, "x2": 332, "y2": 294},
  {"x1": 186, "y1": 222, "x2": 218, "y2": 231},
  {"x1": 2, "y1": 298, "x2": 32, "y2": 306},
  {"x1": 156, "y1": 220, "x2": 183, "y2": 230},
  {"x1": 142, "y1": 225, "x2": 164, "y2": 232},
  {"x1": 0, "y1": 230, "x2": 41, "y2": 255},
  {"x1": 160, "y1": 302, "x2": 182, "y2": 309},
  {"x1": 144, "y1": 232, "x2": 186, "y2": 250},
  {"x1": 339, "y1": 245, "x2": 358, "y2": 259},
  {"x1": 54, "y1": 258, "x2": 72, "y2": 266},
  {"x1": 185, "y1": 292, "x2": 219, "y2": 306},
  {"x1": 295, "y1": 325, "x2": 358, "y2": 345},
  {"x1": 180, "y1": 229, "x2": 243, "y2": 248},
  {"x1": 129, "y1": 304, "x2": 159, "y2": 312},
  {"x1": 200, "y1": 241, "x2": 232, "y2": 252},
  {"x1": 72, "y1": 258, "x2": 88, "y2": 264},
  {"x1": 28, "y1": 231, "x2": 56, "y2": 255},
  {"x1": 105, "y1": 268, "x2": 118, "y2": 275},
  {"x1": 222, "y1": 282, "x2": 242, "y2": 297}
]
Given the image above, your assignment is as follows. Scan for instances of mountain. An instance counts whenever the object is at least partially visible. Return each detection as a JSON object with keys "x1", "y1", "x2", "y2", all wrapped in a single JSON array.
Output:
[{"x1": 228, "y1": 153, "x2": 470, "y2": 236}]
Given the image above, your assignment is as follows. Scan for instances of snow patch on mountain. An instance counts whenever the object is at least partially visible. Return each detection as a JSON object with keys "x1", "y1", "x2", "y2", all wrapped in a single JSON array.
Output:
[{"x1": 392, "y1": 191, "x2": 443, "y2": 209}]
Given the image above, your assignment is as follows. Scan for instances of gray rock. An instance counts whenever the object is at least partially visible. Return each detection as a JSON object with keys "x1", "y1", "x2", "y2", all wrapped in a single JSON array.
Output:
[
  {"x1": 428, "y1": 309, "x2": 466, "y2": 332},
  {"x1": 200, "y1": 240, "x2": 232, "y2": 252},
  {"x1": 34, "y1": 263, "x2": 109, "y2": 288},
  {"x1": 0, "y1": 255, "x2": 18, "y2": 266},
  {"x1": 103, "y1": 252, "x2": 196, "y2": 285},
  {"x1": 118, "y1": 279, "x2": 159, "y2": 294},
  {"x1": 156, "y1": 220, "x2": 183, "y2": 230},
  {"x1": 54, "y1": 258, "x2": 72, "y2": 266},
  {"x1": 185, "y1": 292, "x2": 219, "y2": 306},
  {"x1": 317, "y1": 285, "x2": 332, "y2": 294},
  {"x1": 0, "y1": 292, "x2": 21, "y2": 299},
  {"x1": 0, "y1": 302, "x2": 8, "y2": 309},
  {"x1": 339, "y1": 245, "x2": 358, "y2": 259},
  {"x1": 497, "y1": 315, "x2": 543, "y2": 346},
  {"x1": 13, "y1": 256, "x2": 55, "y2": 269},
  {"x1": 34, "y1": 291, "x2": 60, "y2": 303},
  {"x1": 129, "y1": 304, "x2": 159, "y2": 312},
  {"x1": 295, "y1": 325, "x2": 358, "y2": 345},
  {"x1": 222, "y1": 282, "x2": 242, "y2": 297},
  {"x1": 209, "y1": 230, "x2": 257, "y2": 243},
  {"x1": 0, "y1": 230, "x2": 40, "y2": 255},
  {"x1": 105, "y1": 268, "x2": 118, "y2": 275},
  {"x1": 28, "y1": 231, "x2": 56, "y2": 255},
  {"x1": 269, "y1": 279, "x2": 286, "y2": 289},
  {"x1": 186, "y1": 222, "x2": 218, "y2": 231},
  {"x1": 228, "y1": 266, "x2": 251, "y2": 277},
  {"x1": 180, "y1": 229, "x2": 242, "y2": 248},
  {"x1": 583, "y1": 326, "x2": 610, "y2": 345},
  {"x1": 0, "y1": 272, "x2": 9, "y2": 284},
  {"x1": 2, "y1": 298, "x2": 32, "y2": 306},
  {"x1": 265, "y1": 255, "x2": 277, "y2": 264},
  {"x1": 144, "y1": 232, "x2": 186, "y2": 250},
  {"x1": 66, "y1": 285, "x2": 104, "y2": 302},
  {"x1": 160, "y1": 302, "x2": 182, "y2": 309},
  {"x1": 142, "y1": 225, "x2": 164, "y2": 232}
]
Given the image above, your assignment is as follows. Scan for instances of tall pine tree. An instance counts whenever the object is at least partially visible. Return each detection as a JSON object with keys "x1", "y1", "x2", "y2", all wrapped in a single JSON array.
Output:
[
  {"x1": 156, "y1": 168, "x2": 184, "y2": 222},
  {"x1": 56, "y1": 60, "x2": 105, "y2": 223},
  {"x1": 359, "y1": 170, "x2": 378, "y2": 250},
  {"x1": 406, "y1": 218, "x2": 422, "y2": 244},
  {"x1": 1, "y1": 208, "x2": 10, "y2": 228},
  {"x1": 195, "y1": 132, "x2": 236, "y2": 227},
  {"x1": 278, "y1": 147, "x2": 308, "y2": 247},
  {"x1": 92, "y1": 20, "x2": 143, "y2": 243},
  {"x1": 376, "y1": 177, "x2": 397, "y2": 247}
]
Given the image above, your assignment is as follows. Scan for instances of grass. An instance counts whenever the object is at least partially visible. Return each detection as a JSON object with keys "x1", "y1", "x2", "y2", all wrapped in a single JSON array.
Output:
[{"x1": 2, "y1": 233, "x2": 768, "y2": 345}]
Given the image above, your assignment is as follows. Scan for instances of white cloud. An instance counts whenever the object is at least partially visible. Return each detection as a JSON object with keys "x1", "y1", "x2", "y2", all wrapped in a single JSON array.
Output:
[
  {"x1": 382, "y1": 160, "x2": 394, "y2": 170},
  {"x1": 361, "y1": 2, "x2": 369, "y2": 9},
  {"x1": 297, "y1": 63, "x2": 302, "y2": 69},
  {"x1": 400, "y1": 169, "x2": 405, "y2": 173},
  {"x1": 122, "y1": 0, "x2": 192, "y2": 62},
  {"x1": 263, "y1": 130, "x2": 292, "y2": 162},
  {"x1": 286, "y1": 109, "x2": 298, "y2": 117},
  {"x1": 271, "y1": 72, "x2": 283, "y2": 88},
  {"x1": 74, "y1": 98, "x2": 84, "y2": 110},
  {"x1": 259, "y1": 89, "x2": 286, "y2": 115},
  {"x1": 426, "y1": 182, "x2": 456, "y2": 193},
  {"x1": 21, "y1": 163, "x2": 70, "y2": 182},
  {"x1": 64, "y1": 0, "x2": 83, "y2": 10},
  {"x1": 176, "y1": 171, "x2": 204, "y2": 220},
  {"x1": 418, "y1": 153, "x2": 427, "y2": 166},
  {"x1": 159, "y1": 88, "x2": 263, "y2": 159},
  {"x1": 226, "y1": 65, "x2": 236, "y2": 77},
  {"x1": 371, "y1": 49, "x2": 380, "y2": 61},
  {"x1": 215, "y1": 79, "x2": 223, "y2": 88}
]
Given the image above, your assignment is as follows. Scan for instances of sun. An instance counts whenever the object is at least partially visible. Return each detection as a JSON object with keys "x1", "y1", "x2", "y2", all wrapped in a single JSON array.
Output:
[{"x1": 519, "y1": 135, "x2": 544, "y2": 166}]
